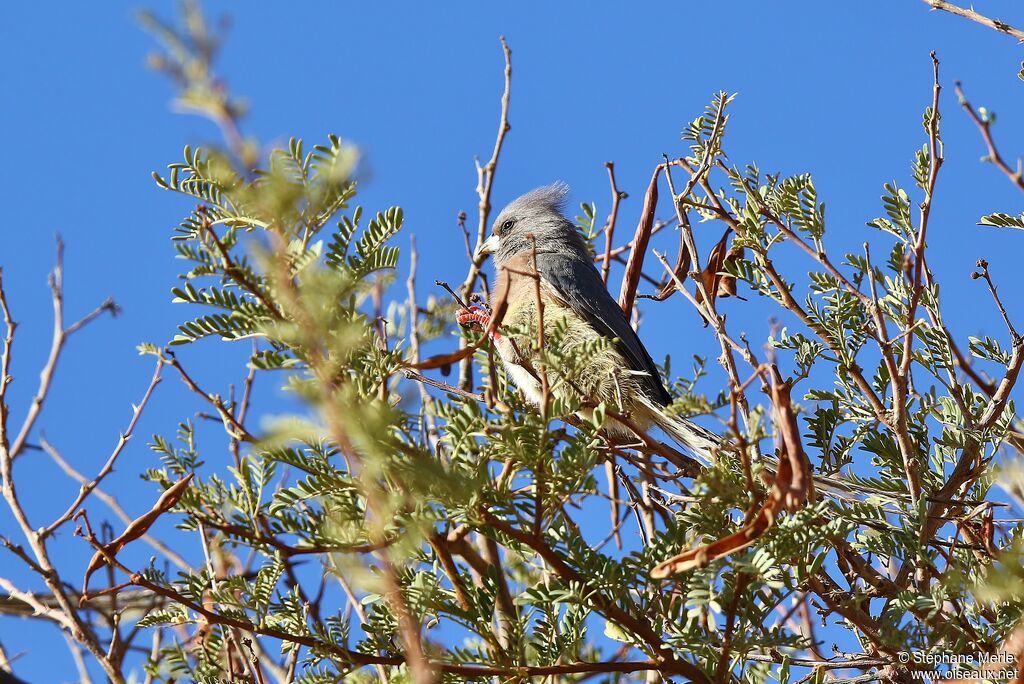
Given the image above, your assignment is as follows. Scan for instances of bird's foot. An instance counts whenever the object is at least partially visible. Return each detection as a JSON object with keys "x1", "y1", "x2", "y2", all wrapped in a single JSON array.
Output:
[
  {"x1": 457, "y1": 305, "x2": 491, "y2": 332},
  {"x1": 457, "y1": 305, "x2": 504, "y2": 343}
]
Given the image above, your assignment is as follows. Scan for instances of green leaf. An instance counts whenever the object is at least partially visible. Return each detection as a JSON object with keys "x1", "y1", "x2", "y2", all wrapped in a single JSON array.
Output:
[
  {"x1": 969, "y1": 335, "x2": 1012, "y2": 364},
  {"x1": 979, "y1": 212, "x2": 1024, "y2": 230}
]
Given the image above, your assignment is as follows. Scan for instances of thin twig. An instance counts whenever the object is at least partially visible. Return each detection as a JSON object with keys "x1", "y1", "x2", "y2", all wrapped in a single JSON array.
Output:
[
  {"x1": 893, "y1": 52, "x2": 944, "y2": 506},
  {"x1": 9, "y1": 240, "x2": 119, "y2": 461},
  {"x1": 715, "y1": 573, "x2": 749, "y2": 683},
  {"x1": 973, "y1": 259, "x2": 1020, "y2": 340},
  {"x1": 482, "y1": 511, "x2": 712, "y2": 684},
  {"x1": 44, "y1": 358, "x2": 165, "y2": 539},
  {"x1": 458, "y1": 36, "x2": 512, "y2": 391},
  {"x1": 0, "y1": 251, "x2": 125, "y2": 683},
  {"x1": 403, "y1": 370, "x2": 485, "y2": 402},
  {"x1": 165, "y1": 353, "x2": 255, "y2": 442},
  {"x1": 41, "y1": 438, "x2": 189, "y2": 570},
  {"x1": 407, "y1": 238, "x2": 442, "y2": 453},
  {"x1": 335, "y1": 571, "x2": 392, "y2": 683},
  {"x1": 601, "y1": 161, "x2": 625, "y2": 285},
  {"x1": 0, "y1": 269, "x2": 15, "y2": 458},
  {"x1": 955, "y1": 81, "x2": 1024, "y2": 192}
]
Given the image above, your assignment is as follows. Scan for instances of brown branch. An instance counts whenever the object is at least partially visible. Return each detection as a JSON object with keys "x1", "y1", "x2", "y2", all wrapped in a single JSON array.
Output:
[
  {"x1": 977, "y1": 335, "x2": 1024, "y2": 434},
  {"x1": 0, "y1": 575, "x2": 75, "y2": 630},
  {"x1": 956, "y1": 81, "x2": 1024, "y2": 193},
  {"x1": 922, "y1": 0, "x2": 1024, "y2": 43},
  {"x1": 458, "y1": 36, "x2": 512, "y2": 391},
  {"x1": 715, "y1": 573, "x2": 749, "y2": 684},
  {"x1": 973, "y1": 259, "x2": 1019, "y2": 340},
  {"x1": 202, "y1": 220, "x2": 283, "y2": 319},
  {"x1": 40, "y1": 438, "x2": 189, "y2": 570},
  {"x1": 0, "y1": 254, "x2": 125, "y2": 683},
  {"x1": 948, "y1": 329, "x2": 997, "y2": 394},
  {"x1": 806, "y1": 572, "x2": 896, "y2": 659},
  {"x1": 81, "y1": 519, "x2": 701, "y2": 679},
  {"x1": 428, "y1": 535, "x2": 473, "y2": 612},
  {"x1": 9, "y1": 240, "x2": 119, "y2": 461},
  {"x1": 43, "y1": 358, "x2": 165, "y2": 539},
  {"x1": 482, "y1": 512, "x2": 712, "y2": 684},
  {"x1": 892, "y1": 52, "x2": 944, "y2": 506},
  {"x1": 403, "y1": 370, "x2": 485, "y2": 402},
  {"x1": 601, "y1": 161, "x2": 625, "y2": 285},
  {"x1": 165, "y1": 353, "x2": 255, "y2": 442},
  {"x1": 205, "y1": 521, "x2": 397, "y2": 557},
  {"x1": 405, "y1": 236, "x2": 442, "y2": 453},
  {"x1": 0, "y1": 269, "x2": 14, "y2": 458}
]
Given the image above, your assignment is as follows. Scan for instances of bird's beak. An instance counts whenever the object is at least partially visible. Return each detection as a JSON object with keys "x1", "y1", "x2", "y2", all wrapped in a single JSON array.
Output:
[{"x1": 475, "y1": 234, "x2": 500, "y2": 259}]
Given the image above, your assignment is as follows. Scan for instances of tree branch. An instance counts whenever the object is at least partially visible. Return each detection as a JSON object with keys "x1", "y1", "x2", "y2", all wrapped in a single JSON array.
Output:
[{"x1": 922, "y1": 0, "x2": 1024, "y2": 43}]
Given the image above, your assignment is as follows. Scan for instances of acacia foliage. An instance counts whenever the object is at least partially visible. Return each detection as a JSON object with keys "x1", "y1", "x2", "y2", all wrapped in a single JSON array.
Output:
[{"x1": 2, "y1": 4, "x2": 1024, "y2": 684}]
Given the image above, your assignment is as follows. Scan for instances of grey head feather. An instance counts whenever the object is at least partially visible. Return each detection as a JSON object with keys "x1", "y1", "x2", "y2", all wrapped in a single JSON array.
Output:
[
  {"x1": 489, "y1": 182, "x2": 587, "y2": 267},
  {"x1": 515, "y1": 181, "x2": 570, "y2": 213}
]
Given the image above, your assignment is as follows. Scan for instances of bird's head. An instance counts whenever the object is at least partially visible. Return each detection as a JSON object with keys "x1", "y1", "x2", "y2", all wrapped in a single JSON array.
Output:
[{"x1": 476, "y1": 182, "x2": 589, "y2": 267}]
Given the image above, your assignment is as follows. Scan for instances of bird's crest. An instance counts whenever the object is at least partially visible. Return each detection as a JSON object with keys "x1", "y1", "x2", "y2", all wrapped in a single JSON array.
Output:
[{"x1": 513, "y1": 181, "x2": 570, "y2": 214}]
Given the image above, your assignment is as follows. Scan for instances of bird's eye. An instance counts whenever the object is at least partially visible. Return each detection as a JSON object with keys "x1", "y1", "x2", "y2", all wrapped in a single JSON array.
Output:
[{"x1": 499, "y1": 219, "x2": 516, "y2": 235}]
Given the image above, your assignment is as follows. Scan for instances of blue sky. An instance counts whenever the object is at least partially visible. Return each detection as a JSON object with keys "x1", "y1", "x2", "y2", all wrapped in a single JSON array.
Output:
[{"x1": 2, "y1": 1, "x2": 1024, "y2": 680}]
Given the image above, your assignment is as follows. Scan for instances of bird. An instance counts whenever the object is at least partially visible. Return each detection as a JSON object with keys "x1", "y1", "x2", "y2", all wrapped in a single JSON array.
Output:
[{"x1": 457, "y1": 182, "x2": 720, "y2": 463}]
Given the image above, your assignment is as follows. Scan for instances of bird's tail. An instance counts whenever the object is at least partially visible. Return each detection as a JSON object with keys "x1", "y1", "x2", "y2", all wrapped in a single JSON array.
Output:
[
  {"x1": 641, "y1": 397, "x2": 721, "y2": 466},
  {"x1": 641, "y1": 398, "x2": 912, "y2": 503}
]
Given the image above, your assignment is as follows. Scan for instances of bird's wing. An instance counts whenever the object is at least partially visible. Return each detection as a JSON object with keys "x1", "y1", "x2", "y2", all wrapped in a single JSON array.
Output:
[{"x1": 535, "y1": 251, "x2": 672, "y2": 405}]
